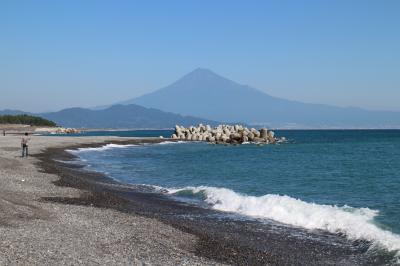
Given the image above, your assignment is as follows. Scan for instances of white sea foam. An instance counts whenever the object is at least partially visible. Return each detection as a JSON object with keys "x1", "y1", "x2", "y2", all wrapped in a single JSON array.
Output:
[
  {"x1": 157, "y1": 141, "x2": 186, "y2": 145},
  {"x1": 167, "y1": 186, "x2": 400, "y2": 254},
  {"x1": 66, "y1": 141, "x2": 186, "y2": 154},
  {"x1": 53, "y1": 158, "x2": 87, "y2": 164},
  {"x1": 67, "y1": 144, "x2": 137, "y2": 153}
]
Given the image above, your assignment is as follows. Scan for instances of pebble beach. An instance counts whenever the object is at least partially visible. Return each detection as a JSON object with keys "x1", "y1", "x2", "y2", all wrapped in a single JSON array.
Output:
[
  {"x1": 0, "y1": 135, "x2": 223, "y2": 265},
  {"x1": 1, "y1": 134, "x2": 392, "y2": 265}
]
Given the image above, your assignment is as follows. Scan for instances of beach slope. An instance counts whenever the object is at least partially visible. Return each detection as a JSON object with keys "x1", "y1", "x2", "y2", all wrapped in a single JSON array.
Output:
[{"x1": 0, "y1": 136, "x2": 221, "y2": 265}]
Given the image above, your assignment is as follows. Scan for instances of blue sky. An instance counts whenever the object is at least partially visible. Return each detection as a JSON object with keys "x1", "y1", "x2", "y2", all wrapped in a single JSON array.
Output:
[{"x1": 1, "y1": 0, "x2": 399, "y2": 112}]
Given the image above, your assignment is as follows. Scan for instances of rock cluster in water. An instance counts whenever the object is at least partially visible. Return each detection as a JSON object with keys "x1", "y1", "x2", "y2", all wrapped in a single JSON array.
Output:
[
  {"x1": 171, "y1": 124, "x2": 285, "y2": 144},
  {"x1": 52, "y1": 127, "x2": 81, "y2": 134},
  {"x1": 38, "y1": 127, "x2": 81, "y2": 134}
]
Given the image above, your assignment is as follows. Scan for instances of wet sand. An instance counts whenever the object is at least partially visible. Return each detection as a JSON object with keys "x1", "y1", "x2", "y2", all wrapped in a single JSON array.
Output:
[{"x1": 0, "y1": 135, "x2": 391, "y2": 265}]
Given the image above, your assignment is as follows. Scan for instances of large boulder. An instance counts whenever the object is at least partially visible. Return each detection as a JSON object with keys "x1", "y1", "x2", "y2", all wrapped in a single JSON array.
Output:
[
  {"x1": 268, "y1": 131, "x2": 275, "y2": 138},
  {"x1": 247, "y1": 132, "x2": 255, "y2": 141},
  {"x1": 215, "y1": 132, "x2": 222, "y2": 141},
  {"x1": 253, "y1": 137, "x2": 265, "y2": 143},
  {"x1": 230, "y1": 133, "x2": 241, "y2": 141},
  {"x1": 260, "y1": 128, "x2": 268, "y2": 138},
  {"x1": 221, "y1": 135, "x2": 230, "y2": 142}
]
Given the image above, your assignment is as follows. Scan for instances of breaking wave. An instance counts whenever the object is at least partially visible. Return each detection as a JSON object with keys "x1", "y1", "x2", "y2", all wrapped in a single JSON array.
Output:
[
  {"x1": 167, "y1": 186, "x2": 400, "y2": 254},
  {"x1": 67, "y1": 141, "x2": 186, "y2": 153},
  {"x1": 156, "y1": 141, "x2": 186, "y2": 145},
  {"x1": 66, "y1": 144, "x2": 138, "y2": 153}
]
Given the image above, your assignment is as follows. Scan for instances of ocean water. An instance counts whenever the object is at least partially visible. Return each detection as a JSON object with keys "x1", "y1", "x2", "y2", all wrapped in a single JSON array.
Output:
[{"x1": 69, "y1": 130, "x2": 400, "y2": 256}]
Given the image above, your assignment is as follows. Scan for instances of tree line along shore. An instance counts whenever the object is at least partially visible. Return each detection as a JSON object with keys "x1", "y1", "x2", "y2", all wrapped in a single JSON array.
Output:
[
  {"x1": 0, "y1": 114, "x2": 57, "y2": 127},
  {"x1": 0, "y1": 115, "x2": 81, "y2": 134}
]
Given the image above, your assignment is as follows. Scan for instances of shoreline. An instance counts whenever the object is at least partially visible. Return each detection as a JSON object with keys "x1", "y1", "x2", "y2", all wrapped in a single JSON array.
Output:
[
  {"x1": 34, "y1": 139, "x2": 391, "y2": 265},
  {"x1": 0, "y1": 136, "x2": 220, "y2": 265},
  {"x1": 0, "y1": 136, "x2": 393, "y2": 265}
]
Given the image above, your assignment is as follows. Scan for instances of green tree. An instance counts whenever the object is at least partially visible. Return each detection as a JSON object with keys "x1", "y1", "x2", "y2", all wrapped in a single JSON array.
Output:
[{"x1": 0, "y1": 114, "x2": 57, "y2": 126}]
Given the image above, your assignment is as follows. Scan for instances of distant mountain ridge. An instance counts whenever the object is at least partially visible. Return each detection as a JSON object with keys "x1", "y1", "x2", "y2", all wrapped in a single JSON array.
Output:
[
  {"x1": 0, "y1": 104, "x2": 219, "y2": 129},
  {"x1": 3, "y1": 68, "x2": 400, "y2": 129},
  {"x1": 118, "y1": 68, "x2": 400, "y2": 128}
]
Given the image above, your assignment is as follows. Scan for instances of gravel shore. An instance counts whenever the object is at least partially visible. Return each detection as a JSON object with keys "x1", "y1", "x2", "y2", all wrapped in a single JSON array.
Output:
[
  {"x1": 0, "y1": 135, "x2": 223, "y2": 265},
  {"x1": 1, "y1": 135, "x2": 391, "y2": 266}
]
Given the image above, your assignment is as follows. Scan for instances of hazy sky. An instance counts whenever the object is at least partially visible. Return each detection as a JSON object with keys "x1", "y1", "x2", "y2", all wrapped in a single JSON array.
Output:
[{"x1": 1, "y1": 0, "x2": 399, "y2": 112}]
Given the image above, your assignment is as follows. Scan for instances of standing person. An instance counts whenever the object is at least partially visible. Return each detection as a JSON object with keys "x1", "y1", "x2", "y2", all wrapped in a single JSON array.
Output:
[
  {"x1": 3, "y1": 130, "x2": 5, "y2": 136},
  {"x1": 21, "y1": 133, "x2": 30, "y2": 157}
]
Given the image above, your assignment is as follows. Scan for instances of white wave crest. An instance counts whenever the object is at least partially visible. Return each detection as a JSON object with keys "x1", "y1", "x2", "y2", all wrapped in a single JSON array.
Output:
[
  {"x1": 157, "y1": 141, "x2": 186, "y2": 145},
  {"x1": 167, "y1": 186, "x2": 400, "y2": 253},
  {"x1": 66, "y1": 141, "x2": 186, "y2": 154},
  {"x1": 67, "y1": 144, "x2": 137, "y2": 153}
]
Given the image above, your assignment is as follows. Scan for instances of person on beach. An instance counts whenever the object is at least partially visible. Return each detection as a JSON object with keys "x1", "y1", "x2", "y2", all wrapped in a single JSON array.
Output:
[{"x1": 21, "y1": 133, "x2": 30, "y2": 157}]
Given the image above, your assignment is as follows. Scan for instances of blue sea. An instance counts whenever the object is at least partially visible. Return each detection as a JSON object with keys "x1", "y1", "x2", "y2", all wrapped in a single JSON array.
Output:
[{"x1": 67, "y1": 130, "x2": 400, "y2": 257}]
